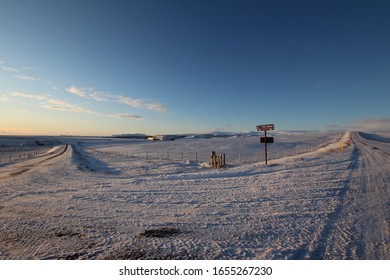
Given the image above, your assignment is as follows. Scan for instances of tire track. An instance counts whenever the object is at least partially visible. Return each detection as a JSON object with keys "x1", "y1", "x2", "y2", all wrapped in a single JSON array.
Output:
[
  {"x1": 0, "y1": 145, "x2": 69, "y2": 180},
  {"x1": 305, "y1": 132, "x2": 389, "y2": 259}
]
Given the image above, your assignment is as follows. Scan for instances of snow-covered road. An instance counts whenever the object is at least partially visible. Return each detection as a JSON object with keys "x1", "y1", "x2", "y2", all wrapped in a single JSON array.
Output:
[
  {"x1": 321, "y1": 131, "x2": 390, "y2": 259},
  {"x1": 0, "y1": 132, "x2": 388, "y2": 259},
  {"x1": 291, "y1": 132, "x2": 390, "y2": 259}
]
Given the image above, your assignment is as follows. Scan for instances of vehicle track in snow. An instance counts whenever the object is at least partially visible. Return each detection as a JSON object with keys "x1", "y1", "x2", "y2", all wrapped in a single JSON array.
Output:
[
  {"x1": 306, "y1": 132, "x2": 389, "y2": 259},
  {"x1": 0, "y1": 145, "x2": 69, "y2": 180}
]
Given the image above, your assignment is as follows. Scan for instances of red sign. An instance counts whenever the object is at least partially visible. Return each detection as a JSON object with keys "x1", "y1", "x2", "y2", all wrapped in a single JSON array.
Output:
[{"x1": 256, "y1": 124, "x2": 274, "y2": 131}]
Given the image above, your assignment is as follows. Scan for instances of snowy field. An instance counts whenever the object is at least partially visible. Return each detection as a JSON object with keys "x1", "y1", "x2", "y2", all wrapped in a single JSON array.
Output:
[{"x1": 0, "y1": 131, "x2": 388, "y2": 260}]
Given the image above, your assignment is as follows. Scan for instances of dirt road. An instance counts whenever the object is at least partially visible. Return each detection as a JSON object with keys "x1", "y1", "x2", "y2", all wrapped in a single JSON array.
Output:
[{"x1": 307, "y1": 132, "x2": 389, "y2": 259}]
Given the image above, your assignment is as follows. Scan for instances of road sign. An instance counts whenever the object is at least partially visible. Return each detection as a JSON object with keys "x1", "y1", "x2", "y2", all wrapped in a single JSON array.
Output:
[
  {"x1": 256, "y1": 124, "x2": 275, "y2": 131},
  {"x1": 260, "y1": 137, "x2": 274, "y2": 143},
  {"x1": 257, "y1": 123, "x2": 275, "y2": 166}
]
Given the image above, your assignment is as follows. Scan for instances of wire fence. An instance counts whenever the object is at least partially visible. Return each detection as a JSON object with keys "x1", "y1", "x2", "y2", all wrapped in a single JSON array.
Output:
[
  {"x1": 0, "y1": 147, "x2": 53, "y2": 164},
  {"x1": 94, "y1": 145, "x2": 321, "y2": 165}
]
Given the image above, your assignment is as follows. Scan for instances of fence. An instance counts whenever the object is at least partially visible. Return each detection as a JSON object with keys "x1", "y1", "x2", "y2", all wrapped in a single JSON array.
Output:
[
  {"x1": 0, "y1": 147, "x2": 53, "y2": 164},
  {"x1": 93, "y1": 145, "x2": 321, "y2": 165}
]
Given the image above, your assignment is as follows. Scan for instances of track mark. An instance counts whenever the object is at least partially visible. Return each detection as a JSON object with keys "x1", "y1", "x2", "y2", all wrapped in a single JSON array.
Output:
[{"x1": 0, "y1": 145, "x2": 69, "y2": 179}]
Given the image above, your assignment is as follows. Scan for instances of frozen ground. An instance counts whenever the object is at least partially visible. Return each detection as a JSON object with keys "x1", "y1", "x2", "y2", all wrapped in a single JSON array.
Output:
[{"x1": 0, "y1": 131, "x2": 388, "y2": 259}]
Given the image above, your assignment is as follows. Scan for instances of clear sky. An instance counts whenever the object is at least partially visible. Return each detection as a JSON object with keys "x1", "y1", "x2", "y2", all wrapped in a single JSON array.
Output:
[{"x1": 1, "y1": 0, "x2": 389, "y2": 136}]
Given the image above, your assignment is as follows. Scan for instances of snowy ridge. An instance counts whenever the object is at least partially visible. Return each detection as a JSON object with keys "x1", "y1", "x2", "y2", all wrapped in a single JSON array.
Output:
[
  {"x1": 269, "y1": 131, "x2": 352, "y2": 165},
  {"x1": 71, "y1": 143, "x2": 119, "y2": 174}
]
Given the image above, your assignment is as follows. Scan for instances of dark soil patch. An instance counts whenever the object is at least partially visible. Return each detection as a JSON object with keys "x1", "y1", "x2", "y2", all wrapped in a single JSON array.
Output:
[
  {"x1": 54, "y1": 231, "x2": 81, "y2": 238},
  {"x1": 139, "y1": 227, "x2": 182, "y2": 238}
]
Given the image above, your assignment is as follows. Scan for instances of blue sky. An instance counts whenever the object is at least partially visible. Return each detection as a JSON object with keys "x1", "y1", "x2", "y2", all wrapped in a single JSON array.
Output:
[{"x1": 1, "y1": 0, "x2": 389, "y2": 135}]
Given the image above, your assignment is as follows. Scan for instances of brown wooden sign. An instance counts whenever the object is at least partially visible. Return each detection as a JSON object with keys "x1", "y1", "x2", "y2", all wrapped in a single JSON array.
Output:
[{"x1": 256, "y1": 124, "x2": 274, "y2": 131}]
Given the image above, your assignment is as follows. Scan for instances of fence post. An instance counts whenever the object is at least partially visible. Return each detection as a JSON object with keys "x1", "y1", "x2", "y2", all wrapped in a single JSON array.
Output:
[
  {"x1": 220, "y1": 153, "x2": 225, "y2": 167},
  {"x1": 210, "y1": 151, "x2": 225, "y2": 168},
  {"x1": 195, "y1": 152, "x2": 198, "y2": 163},
  {"x1": 210, "y1": 151, "x2": 217, "y2": 168}
]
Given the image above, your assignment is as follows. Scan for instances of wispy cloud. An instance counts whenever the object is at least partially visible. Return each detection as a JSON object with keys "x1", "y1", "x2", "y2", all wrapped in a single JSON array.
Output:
[
  {"x1": 1, "y1": 65, "x2": 18, "y2": 73},
  {"x1": 109, "y1": 113, "x2": 143, "y2": 120},
  {"x1": 115, "y1": 95, "x2": 168, "y2": 113},
  {"x1": 48, "y1": 81, "x2": 58, "y2": 90},
  {"x1": 66, "y1": 86, "x2": 169, "y2": 113},
  {"x1": 14, "y1": 75, "x2": 40, "y2": 81},
  {"x1": 0, "y1": 94, "x2": 11, "y2": 102},
  {"x1": 22, "y1": 66, "x2": 36, "y2": 70},
  {"x1": 66, "y1": 86, "x2": 111, "y2": 101},
  {"x1": 11, "y1": 91, "x2": 47, "y2": 100},
  {"x1": 10, "y1": 91, "x2": 98, "y2": 115},
  {"x1": 66, "y1": 86, "x2": 87, "y2": 98},
  {"x1": 1, "y1": 61, "x2": 41, "y2": 82},
  {"x1": 41, "y1": 99, "x2": 99, "y2": 115},
  {"x1": 0, "y1": 60, "x2": 18, "y2": 73}
]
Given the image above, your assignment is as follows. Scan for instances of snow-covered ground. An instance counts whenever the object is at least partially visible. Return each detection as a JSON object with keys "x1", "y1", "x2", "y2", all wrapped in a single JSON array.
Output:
[{"x1": 0, "y1": 131, "x2": 388, "y2": 259}]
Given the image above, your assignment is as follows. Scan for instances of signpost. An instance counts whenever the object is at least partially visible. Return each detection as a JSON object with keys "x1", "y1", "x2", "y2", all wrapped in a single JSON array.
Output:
[{"x1": 256, "y1": 123, "x2": 275, "y2": 165}]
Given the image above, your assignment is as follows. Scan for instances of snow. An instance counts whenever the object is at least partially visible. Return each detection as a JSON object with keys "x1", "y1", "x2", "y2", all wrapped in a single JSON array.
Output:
[{"x1": 0, "y1": 131, "x2": 388, "y2": 259}]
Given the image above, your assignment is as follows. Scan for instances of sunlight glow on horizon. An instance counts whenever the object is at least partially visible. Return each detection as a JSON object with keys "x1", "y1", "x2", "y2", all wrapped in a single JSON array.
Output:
[{"x1": 1, "y1": 1, "x2": 389, "y2": 135}]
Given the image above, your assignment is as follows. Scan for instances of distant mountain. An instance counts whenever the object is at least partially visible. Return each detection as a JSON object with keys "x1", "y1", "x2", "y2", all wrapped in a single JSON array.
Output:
[
  {"x1": 111, "y1": 133, "x2": 148, "y2": 139},
  {"x1": 111, "y1": 130, "x2": 321, "y2": 140}
]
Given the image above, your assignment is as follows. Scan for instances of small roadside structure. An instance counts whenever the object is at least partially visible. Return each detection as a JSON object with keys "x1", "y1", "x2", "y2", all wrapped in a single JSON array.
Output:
[
  {"x1": 147, "y1": 135, "x2": 175, "y2": 141},
  {"x1": 210, "y1": 151, "x2": 226, "y2": 168}
]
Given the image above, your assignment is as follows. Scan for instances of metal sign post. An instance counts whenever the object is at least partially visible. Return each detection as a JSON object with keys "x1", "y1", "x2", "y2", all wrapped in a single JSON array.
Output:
[{"x1": 256, "y1": 124, "x2": 275, "y2": 166}]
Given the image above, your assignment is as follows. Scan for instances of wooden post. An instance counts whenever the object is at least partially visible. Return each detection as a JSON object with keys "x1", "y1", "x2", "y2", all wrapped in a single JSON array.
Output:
[
  {"x1": 264, "y1": 130, "x2": 268, "y2": 165},
  {"x1": 210, "y1": 151, "x2": 217, "y2": 168},
  {"x1": 210, "y1": 152, "x2": 225, "y2": 168},
  {"x1": 220, "y1": 153, "x2": 225, "y2": 167}
]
